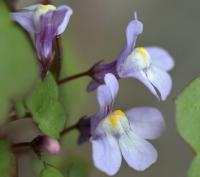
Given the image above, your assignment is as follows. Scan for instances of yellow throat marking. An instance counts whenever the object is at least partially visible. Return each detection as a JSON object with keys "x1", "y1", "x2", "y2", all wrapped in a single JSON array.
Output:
[
  {"x1": 108, "y1": 110, "x2": 126, "y2": 128},
  {"x1": 37, "y1": 5, "x2": 56, "y2": 14},
  {"x1": 114, "y1": 110, "x2": 126, "y2": 117},
  {"x1": 134, "y1": 47, "x2": 151, "y2": 63}
]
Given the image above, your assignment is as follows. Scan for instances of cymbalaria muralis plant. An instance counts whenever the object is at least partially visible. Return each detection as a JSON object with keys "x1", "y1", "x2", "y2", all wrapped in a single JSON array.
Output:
[{"x1": 0, "y1": 0, "x2": 176, "y2": 177}]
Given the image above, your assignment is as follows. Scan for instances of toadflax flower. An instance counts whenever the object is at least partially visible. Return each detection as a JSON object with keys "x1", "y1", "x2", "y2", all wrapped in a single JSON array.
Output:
[
  {"x1": 87, "y1": 13, "x2": 174, "y2": 101},
  {"x1": 11, "y1": 4, "x2": 73, "y2": 66},
  {"x1": 90, "y1": 73, "x2": 165, "y2": 175}
]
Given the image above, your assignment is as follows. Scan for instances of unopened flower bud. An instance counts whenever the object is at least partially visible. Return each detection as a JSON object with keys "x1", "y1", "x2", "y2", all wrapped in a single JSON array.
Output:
[{"x1": 32, "y1": 136, "x2": 60, "y2": 156}]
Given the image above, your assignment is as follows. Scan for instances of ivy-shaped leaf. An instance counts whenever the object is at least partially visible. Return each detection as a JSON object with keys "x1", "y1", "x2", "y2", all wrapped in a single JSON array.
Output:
[
  {"x1": 27, "y1": 73, "x2": 66, "y2": 138},
  {"x1": 176, "y1": 77, "x2": 200, "y2": 177},
  {"x1": 188, "y1": 155, "x2": 200, "y2": 177},
  {"x1": 176, "y1": 77, "x2": 200, "y2": 153},
  {"x1": 40, "y1": 166, "x2": 64, "y2": 177},
  {"x1": 0, "y1": 1, "x2": 37, "y2": 124},
  {"x1": 0, "y1": 140, "x2": 16, "y2": 177}
]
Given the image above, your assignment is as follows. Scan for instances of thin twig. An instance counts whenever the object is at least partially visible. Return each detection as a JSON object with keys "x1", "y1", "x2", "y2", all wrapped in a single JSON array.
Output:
[
  {"x1": 12, "y1": 142, "x2": 31, "y2": 149},
  {"x1": 58, "y1": 70, "x2": 90, "y2": 85},
  {"x1": 60, "y1": 123, "x2": 78, "y2": 137},
  {"x1": 12, "y1": 122, "x2": 79, "y2": 151}
]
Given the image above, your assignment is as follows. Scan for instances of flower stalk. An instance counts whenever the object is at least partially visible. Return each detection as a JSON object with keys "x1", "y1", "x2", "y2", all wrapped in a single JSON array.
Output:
[
  {"x1": 60, "y1": 123, "x2": 78, "y2": 136},
  {"x1": 58, "y1": 61, "x2": 104, "y2": 85},
  {"x1": 12, "y1": 142, "x2": 31, "y2": 149},
  {"x1": 58, "y1": 70, "x2": 90, "y2": 85}
]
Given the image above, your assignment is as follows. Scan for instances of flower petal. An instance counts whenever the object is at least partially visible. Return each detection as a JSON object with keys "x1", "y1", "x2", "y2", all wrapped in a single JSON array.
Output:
[
  {"x1": 125, "y1": 107, "x2": 165, "y2": 140},
  {"x1": 91, "y1": 135, "x2": 122, "y2": 175},
  {"x1": 90, "y1": 85, "x2": 112, "y2": 133},
  {"x1": 146, "y1": 66, "x2": 172, "y2": 101},
  {"x1": 104, "y1": 73, "x2": 119, "y2": 100},
  {"x1": 97, "y1": 73, "x2": 119, "y2": 112},
  {"x1": 91, "y1": 74, "x2": 119, "y2": 133},
  {"x1": 11, "y1": 11, "x2": 35, "y2": 33},
  {"x1": 121, "y1": 70, "x2": 159, "y2": 100},
  {"x1": 117, "y1": 12, "x2": 143, "y2": 67},
  {"x1": 97, "y1": 85, "x2": 113, "y2": 112},
  {"x1": 119, "y1": 131, "x2": 157, "y2": 171},
  {"x1": 53, "y1": 6, "x2": 73, "y2": 35},
  {"x1": 146, "y1": 47, "x2": 174, "y2": 71},
  {"x1": 126, "y1": 12, "x2": 143, "y2": 51},
  {"x1": 35, "y1": 12, "x2": 54, "y2": 59}
]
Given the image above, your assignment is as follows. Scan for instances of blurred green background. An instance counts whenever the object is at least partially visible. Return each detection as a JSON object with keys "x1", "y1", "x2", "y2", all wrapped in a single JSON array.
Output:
[{"x1": 2, "y1": 0, "x2": 199, "y2": 176}]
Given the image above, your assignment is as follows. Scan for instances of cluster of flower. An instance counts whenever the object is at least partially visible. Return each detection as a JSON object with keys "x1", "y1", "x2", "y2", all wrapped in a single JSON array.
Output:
[{"x1": 12, "y1": 3, "x2": 174, "y2": 176}]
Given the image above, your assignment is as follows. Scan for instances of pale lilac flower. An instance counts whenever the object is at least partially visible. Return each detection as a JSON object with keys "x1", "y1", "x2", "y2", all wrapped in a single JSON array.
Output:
[
  {"x1": 91, "y1": 73, "x2": 165, "y2": 175},
  {"x1": 88, "y1": 13, "x2": 174, "y2": 101},
  {"x1": 12, "y1": 4, "x2": 73, "y2": 63}
]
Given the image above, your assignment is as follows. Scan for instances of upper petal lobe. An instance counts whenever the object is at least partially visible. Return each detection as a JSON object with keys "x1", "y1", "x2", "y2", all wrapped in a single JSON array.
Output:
[{"x1": 146, "y1": 47, "x2": 174, "y2": 71}]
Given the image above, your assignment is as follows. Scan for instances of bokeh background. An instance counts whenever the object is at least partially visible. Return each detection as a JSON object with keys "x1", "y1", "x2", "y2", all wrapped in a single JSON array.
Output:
[{"x1": 3, "y1": 0, "x2": 200, "y2": 176}]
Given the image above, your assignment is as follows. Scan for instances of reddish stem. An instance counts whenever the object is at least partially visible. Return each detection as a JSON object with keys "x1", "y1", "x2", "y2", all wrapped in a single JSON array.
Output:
[
  {"x1": 12, "y1": 142, "x2": 31, "y2": 149},
  {"x1": 60, "y1": 123, "x2": 78, "y2": 137},
  {"x1": 58, "y1": 70, "x2": 90, "y2": 85}
]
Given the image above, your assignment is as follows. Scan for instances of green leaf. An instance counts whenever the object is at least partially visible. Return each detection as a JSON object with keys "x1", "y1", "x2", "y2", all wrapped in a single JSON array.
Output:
[
  {"x1": 27, "y1": 73, "x2": 65, "y2": 138},
  {"x1": 68, "y1": 164, "x2": 89, "y2": 177},
  {"x1": 176, "y1": 77, "x2": 200, "y2": 153},
  {"x1": 65, "y1": 155, "x2": 90, "y2": 177},
  {"x1": 38, "y1": 102, "x2": 66, "y2": 138},
  {"x1": 15, "y1": 100, "x2": 27, "y2": 118},
  {"x1": 188, "y1": 155, "x2": 200, "y2": 177},
  {"x1": 0, "y1": 1, "x2": 37, "y2": 123},
  {"x1": 40, "y1": 166, "x2": 64, "y2": 177},
  {"x1": 0, "y1": 140, "x2": 16, "y2": 177}
]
